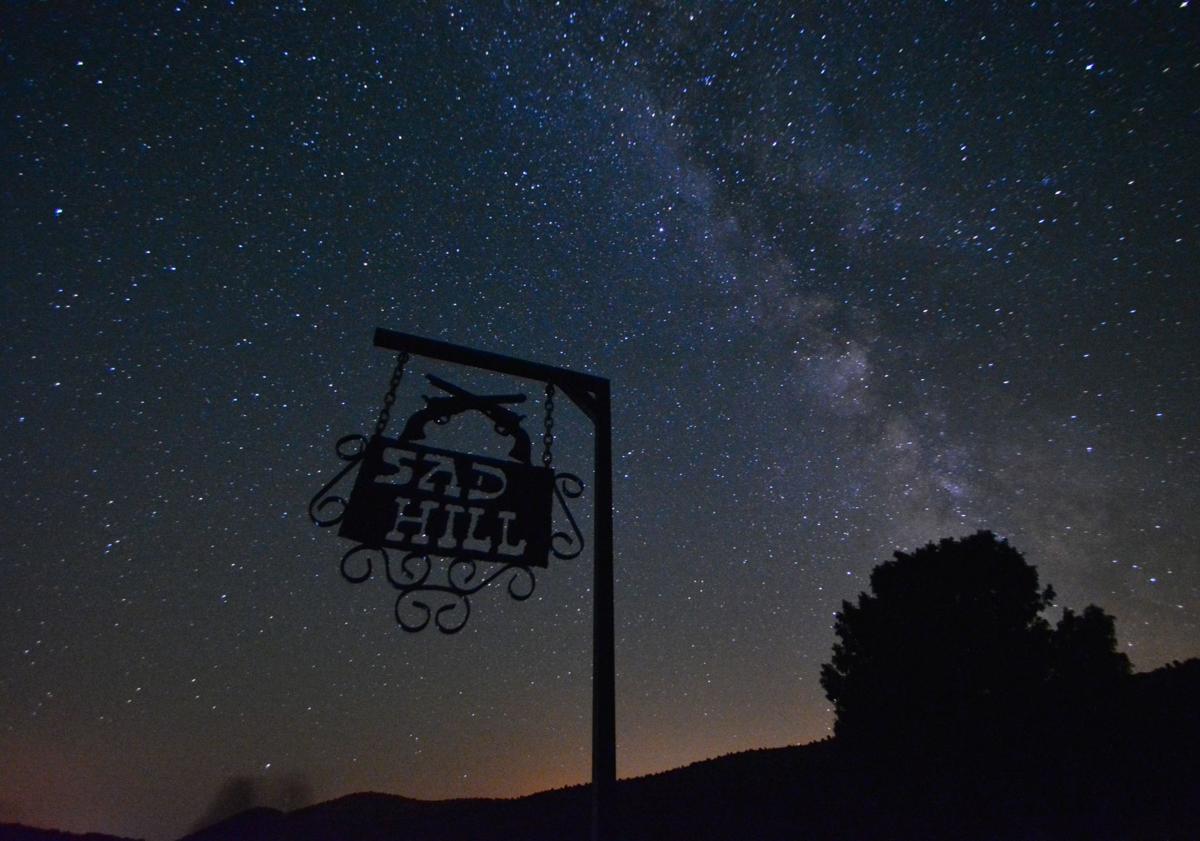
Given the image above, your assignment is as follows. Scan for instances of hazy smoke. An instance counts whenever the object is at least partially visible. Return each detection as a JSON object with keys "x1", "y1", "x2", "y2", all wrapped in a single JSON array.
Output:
[{"x1": 191, "y1": 772, "x2": 314, "y2": 832}]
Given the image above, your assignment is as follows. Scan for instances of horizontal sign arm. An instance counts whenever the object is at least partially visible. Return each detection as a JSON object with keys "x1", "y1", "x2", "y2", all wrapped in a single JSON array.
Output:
[{"x1": 374, "y1": 328, "x2": 608, "y2": 424}]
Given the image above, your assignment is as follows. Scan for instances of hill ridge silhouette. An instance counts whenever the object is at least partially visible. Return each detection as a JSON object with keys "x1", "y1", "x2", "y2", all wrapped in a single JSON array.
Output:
[
  {"x1": 0, "y1": 824, "x2": 143, "y2": 841},
  {"x1": 5, "y1": 658, "x2": 1195, "y2": 841}
]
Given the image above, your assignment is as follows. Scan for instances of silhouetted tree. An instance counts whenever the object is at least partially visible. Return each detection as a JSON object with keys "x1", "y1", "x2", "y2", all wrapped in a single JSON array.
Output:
[
  {"x1": 1048, "y1": 604, "x2": 1131, "y2": 688},
  {"x1": 820, "y1": 531, "x2": 1134, "y2": 756},
  {"x1": 817, "y1": 532, "x2": 1163, "y2": 837},
  {"x1": 821, "y1": 532, "x2": 1057, "y2": 749}
]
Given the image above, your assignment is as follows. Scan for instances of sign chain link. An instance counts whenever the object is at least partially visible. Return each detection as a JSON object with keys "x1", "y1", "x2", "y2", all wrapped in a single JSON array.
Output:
[
  {"x1": 542, "y1": 382, "x2": 556, "y2": 467},
  {"x1": 374, "y1": 351, "x2": 410, "y2": 437}
]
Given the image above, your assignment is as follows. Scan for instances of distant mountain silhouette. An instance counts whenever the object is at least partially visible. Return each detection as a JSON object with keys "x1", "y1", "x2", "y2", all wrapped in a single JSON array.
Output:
[
  {"x1": 6, "y1": 658, "x2": 1196, "y2": 841},
  {"x1": 0, "y1": 825, "x2": 140, "y2": 841}
]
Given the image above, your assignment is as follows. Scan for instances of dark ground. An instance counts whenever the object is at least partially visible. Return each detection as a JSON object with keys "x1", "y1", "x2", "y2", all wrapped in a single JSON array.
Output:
[{"x1": 5, "y1": 658, "x2": 1197, "y2": 841}]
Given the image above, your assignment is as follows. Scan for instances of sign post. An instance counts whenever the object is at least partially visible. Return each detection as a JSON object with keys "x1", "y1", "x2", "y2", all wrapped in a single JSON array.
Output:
[{"x1": 313, "y1": 329, "x2": 615, "y2": 841}]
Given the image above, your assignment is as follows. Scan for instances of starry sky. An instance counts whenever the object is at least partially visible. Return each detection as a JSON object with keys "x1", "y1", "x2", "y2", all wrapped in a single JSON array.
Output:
[{"x1": 2, "y1": 2, "x2": 1198, "y2": 839}]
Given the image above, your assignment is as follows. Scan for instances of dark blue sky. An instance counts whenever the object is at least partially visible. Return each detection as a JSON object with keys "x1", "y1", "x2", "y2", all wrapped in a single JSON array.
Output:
[{"x1": 2, "y1": 3, "x2": 1197, "y2": 839}]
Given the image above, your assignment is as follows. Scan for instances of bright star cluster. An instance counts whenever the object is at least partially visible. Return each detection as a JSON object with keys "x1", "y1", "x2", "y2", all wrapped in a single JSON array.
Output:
[{"x1": 1, "y1": 4, "x2": 1197, "y2": 840}]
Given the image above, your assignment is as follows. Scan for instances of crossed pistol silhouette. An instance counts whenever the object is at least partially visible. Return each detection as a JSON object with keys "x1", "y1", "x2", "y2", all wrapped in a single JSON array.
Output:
[{"x1": 398, "y1": 375, "x2": 533, "y2": 464}]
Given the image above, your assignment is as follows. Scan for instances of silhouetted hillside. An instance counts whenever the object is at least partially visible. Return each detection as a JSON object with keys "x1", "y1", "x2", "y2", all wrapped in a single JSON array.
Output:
[
  {"x1": 174, "y1": 789, "x2": 589, "y2": 841},
  {"x1": 7, "y1": 659, "x2": 1196, "y2": 841},
  {"x1": 180, "y1": 658, "x2": 1200, "y2": 840},
  {"x1": 0, "y1": 825, "x2": 140, "y2": 841}
]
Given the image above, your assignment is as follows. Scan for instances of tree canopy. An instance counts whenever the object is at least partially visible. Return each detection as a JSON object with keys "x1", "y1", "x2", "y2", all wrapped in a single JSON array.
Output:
[{"x1": 820, "y1": 531, "x2": 1129, "y2": 749}]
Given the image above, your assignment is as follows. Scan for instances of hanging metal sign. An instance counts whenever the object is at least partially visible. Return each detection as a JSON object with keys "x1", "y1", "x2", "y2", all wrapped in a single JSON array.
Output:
[
  {"x1": 309, "y1": 359, "x2": 583, "y2": 633},
  {"x1": 339, "y1": 437, "x2": 554, "y2": 567},
  {"x1": 309, "y1": 329, "x2": 616, "y2": 841}
]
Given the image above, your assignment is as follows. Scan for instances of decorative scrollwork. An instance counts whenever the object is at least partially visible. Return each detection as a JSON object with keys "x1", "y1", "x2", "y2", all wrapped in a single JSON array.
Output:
[
  {"x1": 308, "y1": 434, "x2": 368, "y2": 527},
  {"x1": 551, "y1": 472, "x2": 586, "y2": 560},
  {"x1": 395, "y1": 586, "x2": 468, "y2": 634},
  {"x1": 380, "y1": 554, "x2": 537, "y2": 634},
  {"x1": 340, "y1": 543, "x2": 384, "y2": 584},
  {"x1": 385, "y1": 550, "x2": 431, "y2": 589}
]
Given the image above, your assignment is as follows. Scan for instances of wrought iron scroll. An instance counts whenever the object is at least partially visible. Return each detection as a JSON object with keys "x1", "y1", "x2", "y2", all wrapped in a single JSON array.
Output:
[
  {"x1": 340, "y1": 543, "x2": 384, "y2": 584},
  {"x1": 385, "y1": 553, "x2": 536, "y2": 634},
  {"x1": 551, "y1": 472, "x2": 586, "y2": 560},
  {"x1": 308, "y1": 435, "x2": 368, "y2": 527}
]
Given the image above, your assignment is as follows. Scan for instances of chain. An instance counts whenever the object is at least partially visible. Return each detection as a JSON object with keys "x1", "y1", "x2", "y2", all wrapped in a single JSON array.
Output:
[
  {"x1": 374, "y1": 351, "x2": 410, "y2": 437},
  {"x1": 541, "y1": 381, "x2": 555, "y2": 467}
]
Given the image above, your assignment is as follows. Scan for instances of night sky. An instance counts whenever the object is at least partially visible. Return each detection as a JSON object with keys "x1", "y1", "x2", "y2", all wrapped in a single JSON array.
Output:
[{"x1": 2, "y1": 3, "x2": 1198, "y2": 839}]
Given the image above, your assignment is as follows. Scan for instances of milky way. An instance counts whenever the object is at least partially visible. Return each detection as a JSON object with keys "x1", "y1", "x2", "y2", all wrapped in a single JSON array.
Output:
[{"x1": 2, "y1": 4, "x2": 1197, "y2": 839}]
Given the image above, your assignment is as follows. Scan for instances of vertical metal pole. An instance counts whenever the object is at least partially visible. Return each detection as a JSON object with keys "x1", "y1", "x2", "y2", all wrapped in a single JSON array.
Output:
[
  {"x1": 592, "y1": 380, "x2": 616, "y2": 841},
  {"x1": 369, "y1": 329, "x2": 616, "y2": 839}
]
